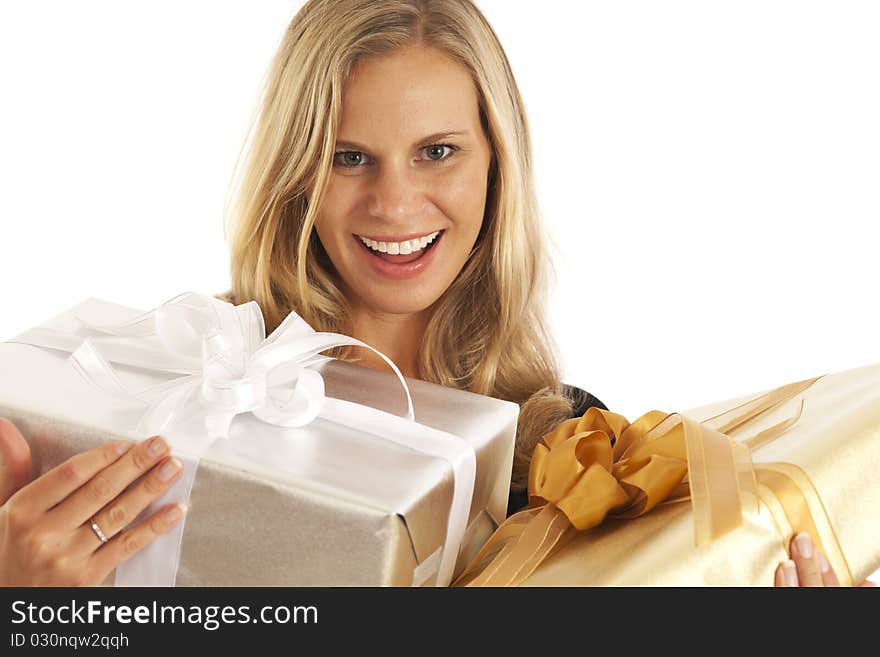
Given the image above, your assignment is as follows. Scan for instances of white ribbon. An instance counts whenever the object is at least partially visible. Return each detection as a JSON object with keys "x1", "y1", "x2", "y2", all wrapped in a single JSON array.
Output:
[{"x1": 9, "y1": 292, "x2": 476, "y2": 587}]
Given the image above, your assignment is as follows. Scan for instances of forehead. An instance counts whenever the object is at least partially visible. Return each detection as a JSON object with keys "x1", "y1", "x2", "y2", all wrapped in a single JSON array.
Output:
[{"x1": 338, "y1": 46, "x2": 481, "y2": 143}]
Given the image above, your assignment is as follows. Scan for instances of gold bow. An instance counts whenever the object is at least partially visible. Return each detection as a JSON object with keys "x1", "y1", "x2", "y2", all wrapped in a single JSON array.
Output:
[{"x1": 453, "y1": 374, "x2": 853, "y2": 586}]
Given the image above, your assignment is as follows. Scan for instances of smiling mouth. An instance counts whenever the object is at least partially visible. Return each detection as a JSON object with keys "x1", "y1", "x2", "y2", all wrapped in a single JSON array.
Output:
[
  {"x1": 355, "y1": 230, "x2": 441, "y2": 253},
  {"x1": 353, "y1": 230, "x2": 444, "y2": 264}
]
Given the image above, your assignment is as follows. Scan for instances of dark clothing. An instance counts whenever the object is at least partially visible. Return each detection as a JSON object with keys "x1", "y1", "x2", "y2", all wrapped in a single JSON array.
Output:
[
  {"x1": 560, "y1": 383, "x2": 609, "y2": 420},
  {"x1": 505, "y1": 384, "x2": 608, "y2": 517}
]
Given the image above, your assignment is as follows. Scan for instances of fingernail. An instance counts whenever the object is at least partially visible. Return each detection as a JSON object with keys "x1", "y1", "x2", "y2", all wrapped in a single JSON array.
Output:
[
  {"x1": 147, "y1": 436, "x2": 167, "y2": 457},
  {"x1": 775, "y1": 564, "x2": 786, "y2": 587},
  {"x1": 783, "y1": 559, "x2": 799, "y2": 586},
  {"x1": 819, "y1": 552, "x2": 830, "y2": 574},
  {"x1": 795, "y1": 532, "x2": 813, "y2": 559},
  {"x1": 157, "y1": 458, "x2": 182, "y2": 482},
  {"x1": 114, "y1": 441, "x2": 131, "y2": 455},
  {"x1": 163, "y1": 503, "x2": 187, "y2": 523}
]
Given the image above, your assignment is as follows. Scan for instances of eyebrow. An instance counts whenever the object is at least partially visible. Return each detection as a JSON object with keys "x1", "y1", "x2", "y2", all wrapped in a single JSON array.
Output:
[{"x1": 335, "y1": 130, "x2": 470, "y2": 150}]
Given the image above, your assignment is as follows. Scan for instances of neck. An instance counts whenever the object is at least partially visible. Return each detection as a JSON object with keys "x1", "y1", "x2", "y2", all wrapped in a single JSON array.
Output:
[{"x1": 344, "y1": 304, "x2": 431, "y2": 380}]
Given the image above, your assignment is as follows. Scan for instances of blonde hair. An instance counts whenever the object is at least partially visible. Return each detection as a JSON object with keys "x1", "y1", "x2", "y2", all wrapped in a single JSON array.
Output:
[{"x1": 219, "y1": 0, "x2": 576, "y2": 498}]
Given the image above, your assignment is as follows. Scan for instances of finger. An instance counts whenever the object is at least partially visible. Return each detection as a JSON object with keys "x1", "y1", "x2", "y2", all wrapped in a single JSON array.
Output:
[
  {"x1": 0, "y1": 418, "x2": 32, "y2": 505},
  {"x1": 12, "y1": 437, "x2": 131, "y2": 513},
  {"x1": 818, "y1": 551, "x2": 840, "y2": 587},
  {"x1": 858, "y1": 580, "x2": 878, "y2": 587},
  {"x1": 775, "y1": 560, "x2": 798, "y2": 587},
  {"x1": 77, "y1": 456, "x2": 183, "y2": 553},
  {"x1": 90, "y1": 502, "x2": 187, "y2": 580},
  {"x1": 791, "y1": 532, "x2": 824, "y2": 586},
  {"x1": 774, "y1": 562, "x2": 786, "y2": 587},
  {"x1": 50, "y1": 435, "x2": 170, "y2": 529}
]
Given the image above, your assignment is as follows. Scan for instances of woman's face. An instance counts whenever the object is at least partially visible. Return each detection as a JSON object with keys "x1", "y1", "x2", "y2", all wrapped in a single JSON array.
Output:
[{"x1": 312, "y1": 45, "x2": 493, "y2": 317}]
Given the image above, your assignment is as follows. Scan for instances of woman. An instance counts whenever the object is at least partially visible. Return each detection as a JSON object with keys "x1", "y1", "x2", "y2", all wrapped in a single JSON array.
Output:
[{"x1": 0, "y1": 0, "x2": 861, "y2": 587}]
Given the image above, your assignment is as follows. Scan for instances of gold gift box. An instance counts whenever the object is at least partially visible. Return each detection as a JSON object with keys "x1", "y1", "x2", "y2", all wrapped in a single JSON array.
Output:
[
  {"x1": 0, "y1": 297, "x2": 519, "y2": 586},
  {"x1": 455, "y1": 362, "x2": 880, "y2": 586}
]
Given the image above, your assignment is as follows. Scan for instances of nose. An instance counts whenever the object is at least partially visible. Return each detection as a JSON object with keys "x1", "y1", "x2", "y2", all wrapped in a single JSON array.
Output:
[{"x1": 366, "y1": 159, "x2": 427, "y2": 224}]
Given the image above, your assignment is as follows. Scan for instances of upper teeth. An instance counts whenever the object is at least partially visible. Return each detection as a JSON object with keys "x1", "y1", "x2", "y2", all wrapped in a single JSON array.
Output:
[{"x1": 358, "y1": 230, "x2": 440, "y2": 255}]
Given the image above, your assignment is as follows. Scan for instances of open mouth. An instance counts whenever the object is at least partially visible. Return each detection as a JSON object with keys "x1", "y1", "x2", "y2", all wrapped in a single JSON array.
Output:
[{"x1": 353, "y1": 230, "x2": 444, "y2": 264}]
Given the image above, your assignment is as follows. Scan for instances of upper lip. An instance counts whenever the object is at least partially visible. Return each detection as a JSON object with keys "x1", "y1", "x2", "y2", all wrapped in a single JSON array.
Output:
[{"x1": 353, "y1": 229, "x2": 442, "y2": 242}]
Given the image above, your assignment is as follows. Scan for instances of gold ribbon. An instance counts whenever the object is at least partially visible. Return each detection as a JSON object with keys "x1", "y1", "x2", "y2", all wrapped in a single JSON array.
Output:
[{"x1": 453, "y1": 374, "x2": 853, "y2": 586}]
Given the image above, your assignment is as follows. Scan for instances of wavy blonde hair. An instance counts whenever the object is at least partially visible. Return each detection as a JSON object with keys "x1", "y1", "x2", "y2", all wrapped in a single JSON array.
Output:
[{"x1": 219, "y1": 0, "x2": 576, "y2": 499}]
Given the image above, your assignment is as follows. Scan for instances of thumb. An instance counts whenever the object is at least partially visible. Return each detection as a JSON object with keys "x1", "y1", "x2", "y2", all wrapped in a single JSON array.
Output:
[{"x1": 0, "y1": 417, "x2": 33, "y2": 505}]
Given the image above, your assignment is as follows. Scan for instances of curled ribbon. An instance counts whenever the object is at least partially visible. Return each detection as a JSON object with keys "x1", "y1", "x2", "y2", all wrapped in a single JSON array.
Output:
[
  {"x1": 20, "y1": 292, "x2": 414, "y2": 439},
  {"x1": 453, "y1": 374, "x2": 851, "y2": 587},
  {"x1": 10, "y1": 292, "x2": 476, "y2": 587}
]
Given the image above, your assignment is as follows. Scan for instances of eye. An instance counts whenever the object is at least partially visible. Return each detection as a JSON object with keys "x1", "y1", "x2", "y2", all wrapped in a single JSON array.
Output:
[
  {"x1": 421, "y1": 143, "x2": 458, "y2": 162},
  {"x1": 333, "y1": 151, "x2": 371, "y2": 168},
  {"x1": 331, "y1": 143, "x2": 459, "y2": 170}
]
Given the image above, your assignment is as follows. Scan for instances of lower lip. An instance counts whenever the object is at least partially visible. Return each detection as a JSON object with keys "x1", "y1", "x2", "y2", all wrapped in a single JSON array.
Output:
[{"x1": 353, "y1": 232, "x2": 444, "y2": 280}]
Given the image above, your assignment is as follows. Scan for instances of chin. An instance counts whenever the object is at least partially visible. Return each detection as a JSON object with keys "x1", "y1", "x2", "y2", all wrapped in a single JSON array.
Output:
[{"x1": 358, "y1": 288, "x2": 442, "y2": 316}]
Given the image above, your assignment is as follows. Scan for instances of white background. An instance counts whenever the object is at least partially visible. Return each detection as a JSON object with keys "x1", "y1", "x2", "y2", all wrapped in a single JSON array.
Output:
[{"x1": 1, "y1": 2, "x2": 877, "y2": 581}]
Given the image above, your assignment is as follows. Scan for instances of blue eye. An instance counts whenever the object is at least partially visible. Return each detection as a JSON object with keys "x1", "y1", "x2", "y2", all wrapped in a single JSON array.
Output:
[
  {"x1": 422, "y1": 144, "x2": 457, "y2": 161},
  {"x1": 332, "y1": 144, "x2": 458, "y2": 169},
  {"x1": 333, "y1": 151, "x2": 369, "y2": 168}
]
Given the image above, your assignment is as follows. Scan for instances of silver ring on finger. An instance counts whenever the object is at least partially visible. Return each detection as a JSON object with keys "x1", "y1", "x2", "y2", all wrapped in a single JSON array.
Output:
[{"x1": 89, "y1": 516, "x2": 109, "y2": 544}]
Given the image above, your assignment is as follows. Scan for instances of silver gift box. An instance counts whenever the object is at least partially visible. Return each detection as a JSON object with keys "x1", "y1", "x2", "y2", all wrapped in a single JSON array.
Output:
[{"x1": 0, "y1": 297, "x2": 519, "y2": 586}]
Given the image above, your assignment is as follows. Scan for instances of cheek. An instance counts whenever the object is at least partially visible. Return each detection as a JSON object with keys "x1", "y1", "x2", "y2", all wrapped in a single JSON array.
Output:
[
  {"x1": 436, "y1": 167, "x2": 488, "y2": 231},
  {"x1": 313, "y1": 185, "x2": 353, "y2": 242}
]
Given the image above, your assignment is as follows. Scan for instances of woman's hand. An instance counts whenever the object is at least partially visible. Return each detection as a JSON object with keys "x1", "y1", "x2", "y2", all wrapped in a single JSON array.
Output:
[
  {"x1": 0, "y1": 417, "x2": 187, "y2": 586},
  {"x1": 774, "y1": 531, "x2": 877, "y2": 587}
]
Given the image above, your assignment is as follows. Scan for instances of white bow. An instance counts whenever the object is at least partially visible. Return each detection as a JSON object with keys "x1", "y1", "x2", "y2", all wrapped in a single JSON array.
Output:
[{"x1": 60, "y1": 292, "x2": 413, "y2": 440}]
